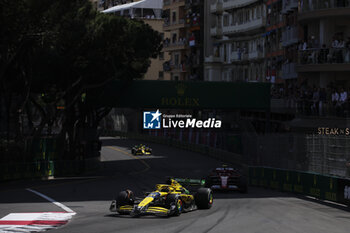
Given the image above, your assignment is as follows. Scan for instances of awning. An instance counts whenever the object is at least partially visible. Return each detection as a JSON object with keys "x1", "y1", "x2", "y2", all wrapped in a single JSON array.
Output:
[{"x1": 102, "y1": 0, "x2": 162, "y2": 13}]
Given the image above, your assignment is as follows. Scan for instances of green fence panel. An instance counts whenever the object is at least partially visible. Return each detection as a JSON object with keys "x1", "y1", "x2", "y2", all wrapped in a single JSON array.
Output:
[{"x1": 248, "y1": 167, "x2": 348, "y2": 206}]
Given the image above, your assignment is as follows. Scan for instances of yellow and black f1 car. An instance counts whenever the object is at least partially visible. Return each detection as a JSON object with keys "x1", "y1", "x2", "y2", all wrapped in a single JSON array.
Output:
[
  {"x1": 109, "y1": 178, "x2": 213, "y2": 217},
  {"x1": 131, "y1": 144, "x2": 152, "y2": 155}
]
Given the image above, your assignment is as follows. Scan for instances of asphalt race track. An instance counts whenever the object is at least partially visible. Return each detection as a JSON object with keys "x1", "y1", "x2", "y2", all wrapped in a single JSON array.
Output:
[{"x1": 1, "y1": 137, "x2": 350, "y2": 233}]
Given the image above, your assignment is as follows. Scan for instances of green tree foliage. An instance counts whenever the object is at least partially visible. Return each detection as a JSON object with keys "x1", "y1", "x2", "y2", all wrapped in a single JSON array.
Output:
[{"x1": 0, "y1": 0, "x2": 162, "y2": 161}]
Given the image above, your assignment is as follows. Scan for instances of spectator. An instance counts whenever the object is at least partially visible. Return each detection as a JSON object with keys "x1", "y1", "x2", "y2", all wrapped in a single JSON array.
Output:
[
  {"x1": 311, "y1": 87, "x2": 320, "y2": 115},
  {"x1": 339, "y1": 88, "x2": 348, "y2": 116},
  {"x1": 319, "y1": 44, "x2": 329, "y2": 63},
  {"x1": 319, "y1": 88, "x2": 327, "y2": 116},
  {"x1": 337, "y1": 37, "x2": 345, "y2": 63},
  {"x1": 332, "y1": 89, "x2": 339, "y2": 115},
  {"x1": 345, "y1": 37, "x2": 350, "y2": 63},
  {"x1": 331, "y1": 37, "x2": 339, "y2": 48},
  {"x1": 302, "y1": 40, "x2": 308, "y2": 50}
]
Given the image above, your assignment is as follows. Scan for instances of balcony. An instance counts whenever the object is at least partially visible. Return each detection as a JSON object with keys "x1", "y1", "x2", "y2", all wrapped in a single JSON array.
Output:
[
  {"x1": 185, "y1": 0, "x2": 201, "y2": 8},
  {"x1": 282, "y1": 63, "x2": 298, "y2": 79},
  {"x1": 210, "y1": 0, "x2": 223, "y2": 14},
  {"x1": 205, "y1": 56, "x2": 223, "y2": 63},
  {"x1": 282, "y1": 0, "x2": 298, "y2": 14},
  {"x1": 163, "y1": 0, "x2": 185, "y2": 10},
  {"x1": 170, "y1": 63, "x2": 188, "y2": 73},
  {"x1": 210, "y1": 27, "x2": 223, "y2": 37},
  {"x1": 248, "y1": 50, "x2": 264, "y2": 60},
  {"x1": 163, "y1": 41, "x2": 187, "y2": 52},
  {"x1": 297, "y1": 48, "x2": 350, "y2": 72},
  {"x1": 282, "y1": 26, "x2": 298, "y2": 47},
  {"x1": 223, "y1": 0, "x2": 259, "y2": 11},
  {"x1": 299, "y1": 0, "x2": 350, "y2": 21},
  {"x1": 230, "y1": 51, "x2": 249, "y2": 62},
  {"x1": 223, "y1": 18, "x2": 265, "y2": 35},
  {"x1": 163, "y1": 19, "x2": 185, "y2": 31}
]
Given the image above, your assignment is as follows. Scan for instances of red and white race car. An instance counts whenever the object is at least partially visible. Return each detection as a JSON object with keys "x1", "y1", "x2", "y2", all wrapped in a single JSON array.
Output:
[{"x1": 205, "y1": 166, "x2": 248, "y2": 193}]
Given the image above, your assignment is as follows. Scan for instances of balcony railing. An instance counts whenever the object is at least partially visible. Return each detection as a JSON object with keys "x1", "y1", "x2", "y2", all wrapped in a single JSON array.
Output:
[
  {"x1": 163, "y1": 41, "x2": 187, "y2": 50},
  {"x1": 185, "y1": 0, "x2": 201, "y2": 6},
  {"x1": 223, "y1": 17, "x2": 265, "y2": 35},
  {"x1": 230, "y1": 51, "x2": 249, "y2": 61},
  {"x1": 300, "y1": 0, "x2": 350, "y2": 13},
  {"x1": 282, "y1": 0, "x2": 298, "y2": 14},
  {"x1": 282, "y1": 63, "x2": 298, "y2": 79},
  {"x1": 248, "y1": 50, "x2": 264, "y2": 59},
  {"x1": 282, "y1": 26, "x2": 298, "y2": 47},
  {"x1": 271, "y1": 97, "x2": 350, "y2": 118},
  {"x1": 205, "y1": 56, "x2": 223, "y2": 63},
  {"x1": 210, "y1": 27, "x2": 223, "y2": 37},
  {"x1": 164, "y1": 0, "x2": 171, "y2": 6},
  {"x1": 222, "y1": 0, "x2": 260, "y2": 10},
  {"x1": 163, "y1": 19, "x2": 185, "y2": 28},
  {"x1": 298, "y1": 48, "x2": 350, "y2": 65}
]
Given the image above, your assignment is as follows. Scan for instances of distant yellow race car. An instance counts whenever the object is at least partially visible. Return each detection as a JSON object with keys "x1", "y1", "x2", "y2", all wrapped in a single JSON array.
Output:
[
  {"x1": 109, "y1": 178, "x2": 213, "y2": 217},
  {"x1": 131, "y1": 144, "x2": 152, "y2": 155}
]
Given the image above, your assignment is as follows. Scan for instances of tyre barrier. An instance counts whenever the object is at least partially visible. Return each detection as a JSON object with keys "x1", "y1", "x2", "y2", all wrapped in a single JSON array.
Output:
[{"x1": 249, "y1": 166, "x2": 350, "y2": 207}]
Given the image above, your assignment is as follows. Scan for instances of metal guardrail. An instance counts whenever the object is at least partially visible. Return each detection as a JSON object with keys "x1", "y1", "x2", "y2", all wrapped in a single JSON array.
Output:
[{"x1": 103, "y1": 130, "x2": 246, "y2": 169}]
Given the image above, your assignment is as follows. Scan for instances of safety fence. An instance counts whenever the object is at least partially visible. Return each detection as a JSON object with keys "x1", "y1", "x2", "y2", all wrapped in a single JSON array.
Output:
[
  {"x1": 0, "y1": 158, "x2": 100, "y2": 181},
  {"x1": 105, "y1": 130, "x2": 350, "y2": 206},
  {"x1": 103, "y1": 130, "x2": 245, "y2": 168},
  {"x1": 249, "y1": 166, "x2": 350, "y2": 206}
]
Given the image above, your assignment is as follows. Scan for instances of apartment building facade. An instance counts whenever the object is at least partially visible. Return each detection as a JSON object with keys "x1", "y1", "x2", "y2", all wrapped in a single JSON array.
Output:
[
  {"x1": 265, "y1": 0, "x2": 284, "y2": 84},
  {"x1": 163, "y1": 0, "x2": 204, "y2": 80},
  {"x1": 204, "y1": 0, "x2": 267, "y2": 82},
  {"x1": 297, "y1": 0, "x2": 350, "y2": 88},
  {"x1": 281, "y1": 0, "x2": 298, "y2": 82},
  {"x1": 101, "y1": 0, "x2": 171, "y2": 80}
]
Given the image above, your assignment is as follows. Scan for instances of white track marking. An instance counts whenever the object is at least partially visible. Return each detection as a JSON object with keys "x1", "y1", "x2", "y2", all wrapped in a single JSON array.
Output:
[
  {"x1": 26, "y1": 189, "x2": 75, "y2": 213},
  {"x1": 0, "y1": 212, "x2": 75, "y2": 233}
]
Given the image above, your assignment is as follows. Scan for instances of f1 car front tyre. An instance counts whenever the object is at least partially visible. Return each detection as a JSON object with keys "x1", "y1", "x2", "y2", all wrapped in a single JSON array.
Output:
[
  {"x1": 165, "y1": 194, "x2": 182, "y2": 216},
  {"x1": 116, "y1": 190, "x2": 134, "y2": 207},
  {"x1": 195, "y1": 188, "x2": 213, "y2": 209}
]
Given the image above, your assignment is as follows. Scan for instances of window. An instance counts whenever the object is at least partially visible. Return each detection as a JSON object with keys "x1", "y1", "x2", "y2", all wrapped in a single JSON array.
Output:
[
  {"x1": 172, "y1": 11, "x2": 176, "y2": 23},
  {"x1": 174, "y1": 54, "x2": 179, "y2": 65},
  {"x1": 172, "y1": 33, "x2": 177, "y2": 43},
  {"x1": 223, "y1": 15, "x2": 229, "y2": 26},
  {"x1": 158, "y1": 71, "x2": 164, "y2": 80}
]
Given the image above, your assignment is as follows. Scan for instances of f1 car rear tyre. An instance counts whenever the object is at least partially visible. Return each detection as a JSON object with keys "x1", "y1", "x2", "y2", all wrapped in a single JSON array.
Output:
[
  {"x1": 195, "y1": 188, "x2": 213, "y2": 209},
  {"x1": 166, "y1": 194, "x2": 182, "y2": 216},
  {"x1": 116, "y1": 190, "x2": 134, "y2": 207}
]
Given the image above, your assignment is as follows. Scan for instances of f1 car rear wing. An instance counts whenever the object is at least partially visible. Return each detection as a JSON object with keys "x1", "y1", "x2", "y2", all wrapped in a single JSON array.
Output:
[{"x1": 174, "y1": 178, "x2": 206, "y2": 187}]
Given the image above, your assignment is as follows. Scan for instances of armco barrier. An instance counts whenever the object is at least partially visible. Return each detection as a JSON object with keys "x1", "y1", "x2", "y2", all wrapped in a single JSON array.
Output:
[
  {"x1": 249, "y1": 166, "x2": 350, "y2": 206},
  {"x1": 103, "y1": 130, "x2": 245, "y2": 169}
]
